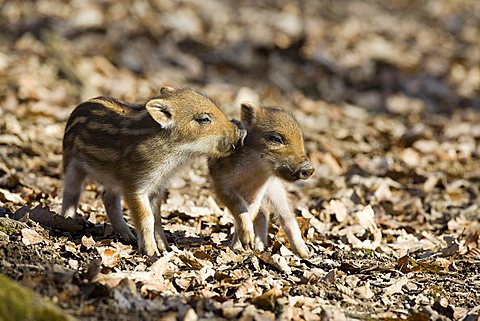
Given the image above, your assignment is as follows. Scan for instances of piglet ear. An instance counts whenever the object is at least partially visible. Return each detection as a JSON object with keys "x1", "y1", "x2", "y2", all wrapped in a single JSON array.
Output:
[
  {"x1": 146, "y1": 99, "x2": 175, "y2": 128},
  {"x1": 160, "y1": 86, "x2": 175, "y2": 96},
  {"x1": 240, "y1": 102, "x2": 257, "y2": 126}
]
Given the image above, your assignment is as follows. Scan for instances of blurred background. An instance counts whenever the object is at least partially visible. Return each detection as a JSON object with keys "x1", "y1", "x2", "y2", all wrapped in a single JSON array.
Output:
[
  {"x1": 1, "y1": 0, "x2": 479, "y2": 118},
  {"x1": 1, "y1": 2, "x2": 480, "y2": 319}
]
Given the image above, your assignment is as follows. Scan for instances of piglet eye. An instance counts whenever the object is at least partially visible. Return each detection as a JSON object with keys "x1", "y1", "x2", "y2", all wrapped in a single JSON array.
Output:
[
  {"x1": 195, "y1": 114, "x2": 212, "y2": 125},
  {"x1": 268, "y1": 133, "x2": 284, "y2": 144}
]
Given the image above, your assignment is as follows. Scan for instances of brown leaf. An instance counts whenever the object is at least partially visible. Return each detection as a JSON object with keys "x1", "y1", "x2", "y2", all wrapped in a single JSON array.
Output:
[
  {"x1": 179, "y1": 252, "x2": 204, "y2": 270},
  {"x1": 0, "y1": 188, "x2": 24, "y2": 205},
  {"x1": 321, "y1": 269, "x2": 336, "y2": 284},
  {"x1": 324, "y1": 199, "x2": 348, "y2": 223},
  {"x1": 355, "y1": 281, "x2": 374, "y2": 299},
  {"x1": 97, "y1": 247, "x2": 120, "y2": 268},
  {"x1": 336, "y1": 284, "x2": 354, "y2": 297},
  {"x1": 397, "y1": 255, "x2": 411, "y2": 273},
  {"x1": 416, "y1": 258, "x2": 451, "y2": 273},
  {"x1": 256, "y1": 252, "x2": 292, "y2": 274},
  {"x1": 384, "y1": 276, "x2": 407, "y2": 296},
  {"x1": 249, "y1": 285, "x2": 283, "y2": 311},
  {"x1": 64, "y1": 241, "x2": 79, "y2": 254},
  {"x1": 81, "y1": 235, "x2": 96, "y2": 249},
  {"x1": 235, "y1": 277, "x2": 257, "y2": 299},
  {"x1": 21, "y1": 228, "x2": 44, "y2": 245},
  {"x1": 29, "y1": 205, "x2": 84, "y2": 232},
  {"x1": 465, "y1": 248, "x2": 480, "y2": 258},
  {"x1": 350, "y1": 205, "x2": 382, "y2": 249}
]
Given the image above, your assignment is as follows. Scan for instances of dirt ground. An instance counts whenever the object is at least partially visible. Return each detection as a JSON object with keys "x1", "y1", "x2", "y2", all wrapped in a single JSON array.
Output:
[{"x1": 1, "y1": 0, "x2": 480, "y2": 320}]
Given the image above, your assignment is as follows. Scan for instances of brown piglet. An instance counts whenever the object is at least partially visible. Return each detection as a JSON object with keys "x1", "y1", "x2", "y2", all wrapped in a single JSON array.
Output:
[{"x1": 208, "y1": 102, "x2": 314, "y2": 258}]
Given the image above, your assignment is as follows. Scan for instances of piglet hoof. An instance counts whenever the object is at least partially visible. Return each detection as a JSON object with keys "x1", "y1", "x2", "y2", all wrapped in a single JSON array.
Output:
[
  {"x1": 140, "y1": 241, "x2": 161, "y2": 258},
  {"x1": 254, "y1": 236, "x2": 266, "y2": 252},
  {"x1": 230, "y1": 232, "x2": 254, "y2": 252},
  {"x1": 62, "y1": 210, "x2": 77, "y2": 219},
  {"x1": 239, "y1": 230, "x2": 255, "y2": 251},
  {"x1": 233, "y1": 216, "x2": 255, "y2": 251},
  {"x1": 230, "y1": 233, "x2": 243, "y2": 250},
  {"x1": 154, "y1": 236, "x2": 170, "y2": 253},
  {"x1": 115, "y1": 227, "x2": 137, "y2": 245},
  {"x1": 292, "y1": 242, "x2": 310, "y2": 259}
]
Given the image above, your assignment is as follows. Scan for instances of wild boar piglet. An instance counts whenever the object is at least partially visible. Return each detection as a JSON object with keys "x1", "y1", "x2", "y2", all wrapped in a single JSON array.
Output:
[{"x1": 208, "y1": 102, "x2": 314, "y2": 258}]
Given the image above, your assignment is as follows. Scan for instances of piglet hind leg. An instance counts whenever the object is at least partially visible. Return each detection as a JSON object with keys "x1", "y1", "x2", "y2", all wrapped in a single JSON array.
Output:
[
  {"x1": 123, "y1": 191, "x2": 161, "y2": 257},
  {"x1": 266, "y1": 179, "x2": 310, "y2": 258},
  {"x1": 149, "y1": 192, "x2": 170, "y2": 253},
  {"x1": 61, "y1": 162, "x2": 86, "y2": 218},
  {"x1": 102, "y1": 190, "x2": 137, "y2": 244}
]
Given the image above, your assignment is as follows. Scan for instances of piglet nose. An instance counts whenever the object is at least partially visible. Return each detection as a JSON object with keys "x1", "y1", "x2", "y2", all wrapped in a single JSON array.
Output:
[{"x1": 297, "y1": 162, "x2": 314, "y2": 180}]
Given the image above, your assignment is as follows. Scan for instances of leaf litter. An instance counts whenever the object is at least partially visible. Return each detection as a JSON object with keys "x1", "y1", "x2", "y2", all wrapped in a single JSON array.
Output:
[{"x1": 1, "y1": 0, "x2": 480, "y2": 320}]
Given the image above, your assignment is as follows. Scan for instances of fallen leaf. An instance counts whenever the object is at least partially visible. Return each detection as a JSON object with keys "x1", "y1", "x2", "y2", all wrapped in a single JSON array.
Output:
[
  {"x1": 29, "y1": 205, "x2": 84, "y2": 232},
  {"x1": 0, "y1": 188, "x2": 24, "y2": 204},
  {"x1": 355, "y1": 281, "x2": 374, "y2": 299},
  {"x1": 81, "y1": 235, "x2": 96, "y2": 249},
  {"x1": 97, "y1": 247, "x2": 120, "y2": 268},
  {"x1": 179, "y1": 251, "x2": 205, "y2": 270},
  {"x1": 397, "y1": 255, "x2": 412, "y2": 273},
  {"x1": 384, "y1": 276, "x2": 407, "y2": 296},
  {"x1": 235, "y1": 277, "x2": 257, "y2": 299},
  {"x1": 321, "y1": 269, "x2": 336, "y2": 284},
  {"x1": 354, "y1": 205, "x2": 382, "y2": 247},
  {"x1": 416, "y1": 258, "x2": 451, "y2": 273},
  {"x1": 249, "y1": 284, "x2": 283, "y2": 311},
  {"x1": 325, "y1": 199, "x2": 348, "y2": 223},
  {"x1": 336, "y1": 284, "x2": 354, "y2": 297},
  {"x1": 21, "y1": 228, "x2": 44, "y2": 245},
  {"x1": 256, "y1": 252, "x2": 292, "y2": 274}
]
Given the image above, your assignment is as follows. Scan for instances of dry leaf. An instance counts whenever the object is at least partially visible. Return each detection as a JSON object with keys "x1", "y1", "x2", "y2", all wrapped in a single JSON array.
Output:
[
  {"x1": 29, "y1": 205, "x2": 84, "y2": 232},
  {"x1": 256, "y1": 252, "x2": 292, "y2": 274},
  {"x1": 336, "y1": 284, "x2": 354, "y2": 297},
  {"x1": 325, "y1": 199, "x2": 348, "y2": 223},
  {"x1": 0, "y1": 188, "x2": 24, "y2": 204},
  {"x1": 21, "y1": 228, "x2": 44, "y2": 245},
  {"x1": 235, "y1": 278, "x2": 257, "y2": 299},
  {"x1": 97, "y1": 247, "x2": 120, "y2": 268},
  {"x1": 179, "y1": 251, "x2": 204, "y2": 270},
  {"x1": 1, "y1": 1, "x2": 480, "y2": 319},
  {"x1": 65, "y1": 241, "x2": 78, "y2": 254},
  {"x1": 249, "y1": 284, "x2": 283, "y2": 311},
  {"x1": 81, "y1": 235, "x2": 96, "y2": 249},
  {"x1": 384, "y1": 276, "x2": 407, "y2": 296},
  {"x1": 321, "y1": 269, "x2": 336, "y2": 284},
  {"x1": 355, "y1": 281, "x2": 374, "y2": 299}
]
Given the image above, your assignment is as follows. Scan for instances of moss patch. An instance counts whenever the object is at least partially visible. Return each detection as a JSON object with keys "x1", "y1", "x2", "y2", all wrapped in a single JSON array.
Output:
[{"x1": 0, "y1": 274, "x2": 75, "y2": 321}]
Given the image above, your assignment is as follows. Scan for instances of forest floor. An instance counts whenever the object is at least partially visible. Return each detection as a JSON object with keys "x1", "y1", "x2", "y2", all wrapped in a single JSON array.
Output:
[{"x1": 1, "y1": 0, "x2": 480, "y2": 320}]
